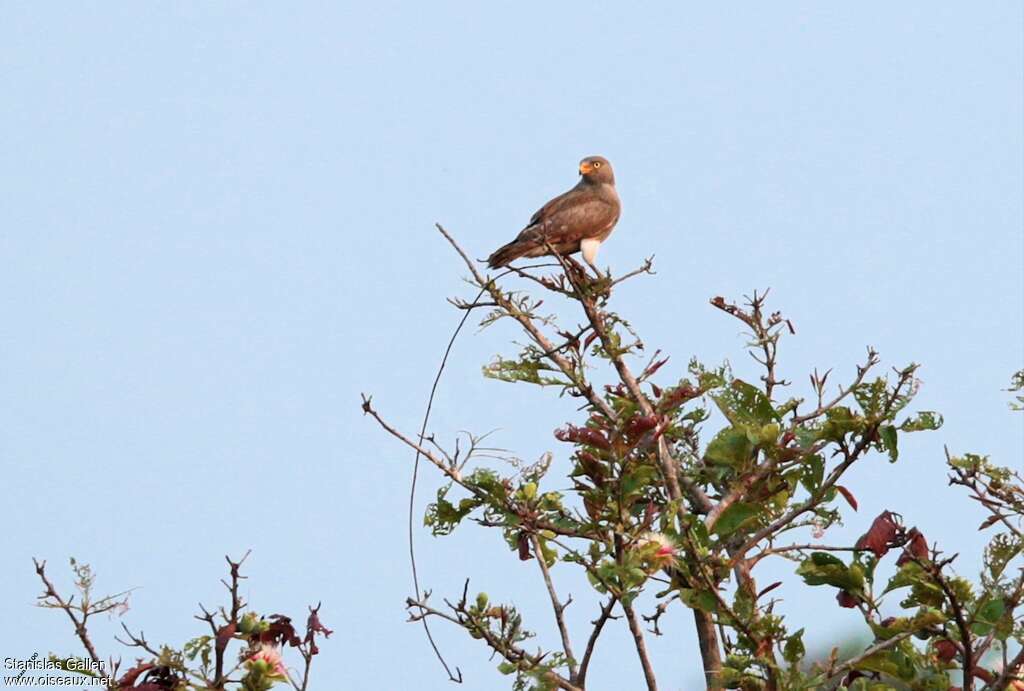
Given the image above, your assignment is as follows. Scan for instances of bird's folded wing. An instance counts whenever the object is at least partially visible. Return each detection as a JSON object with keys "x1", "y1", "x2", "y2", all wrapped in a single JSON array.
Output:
[
  {"x1": 527, "y1": 187, "x2": 580, "y2": 226},
  {"x1": 516, "y1": 197, "x2": 618, "y2": 245}
]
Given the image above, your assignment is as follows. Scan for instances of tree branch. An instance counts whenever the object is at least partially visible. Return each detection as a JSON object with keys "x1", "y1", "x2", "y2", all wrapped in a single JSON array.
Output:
[
  {"x1": 622, "y1": 599, "x2": 659, "y2": 691},
  {"x1": 577, "y1": 596, "x2": 618, "y2": 688},
  {"x1": 531, "y1": 534, "x2": 578, "y2": 682},
  {"x1": 436, "y1": 224, "x2": 617, "y2": 422},
  {"x1": 32, "y1": 559, "x2": 106, "y2": 675}
]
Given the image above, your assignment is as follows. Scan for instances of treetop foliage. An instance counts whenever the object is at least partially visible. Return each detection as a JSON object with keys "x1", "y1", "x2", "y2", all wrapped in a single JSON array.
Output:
[{"x1": 363, "y1": 227, "x2": 1024, "y2": 691}]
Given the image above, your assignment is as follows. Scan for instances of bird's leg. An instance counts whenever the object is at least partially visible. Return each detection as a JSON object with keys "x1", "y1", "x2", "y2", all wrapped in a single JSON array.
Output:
[
  {"x1": 577, "y1": 255, "x2": 609, "y2": 284},
  {"x1": 584, "y1": 258, "x2": 608, "y2": 281},
  {"x1": 562, "y1": 255, "x2": 589, "y2": 282}
]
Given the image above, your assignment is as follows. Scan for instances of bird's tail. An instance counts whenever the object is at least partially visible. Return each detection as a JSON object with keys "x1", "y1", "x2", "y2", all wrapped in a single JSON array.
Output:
[{"x1": 487, "y1": 241, "x2": 529, "y2": 269}]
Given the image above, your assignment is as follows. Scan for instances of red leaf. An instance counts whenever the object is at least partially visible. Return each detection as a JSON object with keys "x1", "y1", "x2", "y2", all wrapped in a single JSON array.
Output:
[
  {"x1": 307, "y1": 609, "x2": 332, "y2": 639},
  {"x1": 855, "y1": 510, "x2": 900, "y2": 558},
  {"x1": 836, "y1": 485, "x2": 858, "y2": 511},
  {"x1": 119, "y1": 665, "x2": 182, "y2": 689},
  {"x1": 656, "y1": 384, "x2": 700, "y2": 413},
  {"x1": 261, "y1": 614, "x2": 302, "y2": 647},
  {"x1": 625, "y1": 414, "x2": 659, "y2": 436},
  {"x1": 757, "y1": 581, "x2": 782, "y2": 599},
  {"x1": 836, "y1": 590, "x2": 858, "y2": 608},
  {"x1": 642, "y1": 354, "x2": 669, "y2": 379},
  {"x1": 603, "y1": 383, "x2": 627, "y2": 397},
  {"x1": 117, "y1": 663, "x2": 154, "y2": 687},
  {"x1": 517, "y1": 532, "x2": 533, "y2": 561},
  {"x1": 554, "y1": 425, "x2": 611, "y2": 450},
  {"x1": 934, "y1": 639, "x2": 957, "y2": 662},
  {"x1": 576, "y1": 451, "x2": 605, "y2": 485},
  {"x1": 304, "y1": 604, "x2": 332, "y2": 656},
  {"x1": 978, "y1": 514, "x2": 1001, "y2": 531},
  {"x1": 583, "y1": 494, "x2": 604, "y2": 521},
  {"x1": 897, "y1": 528, "x2": 929, "y2": 566}
]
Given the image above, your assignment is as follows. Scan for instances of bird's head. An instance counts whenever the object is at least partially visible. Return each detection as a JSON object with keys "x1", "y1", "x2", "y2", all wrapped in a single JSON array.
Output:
[{"x1": 578, "y1": 155, "x2": 614, "y2": 185}]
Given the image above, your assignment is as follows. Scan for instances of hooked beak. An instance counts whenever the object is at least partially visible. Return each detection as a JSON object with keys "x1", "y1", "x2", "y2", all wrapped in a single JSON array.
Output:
[{"x1": 579, "y1": 161, "x2": 592, "y2": 176}]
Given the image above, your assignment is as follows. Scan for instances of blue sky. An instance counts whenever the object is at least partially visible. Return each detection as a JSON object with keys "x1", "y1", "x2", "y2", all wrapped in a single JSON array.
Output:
[{"x1": 2, "y1": 3, "x2": 1021, "y2": 689}]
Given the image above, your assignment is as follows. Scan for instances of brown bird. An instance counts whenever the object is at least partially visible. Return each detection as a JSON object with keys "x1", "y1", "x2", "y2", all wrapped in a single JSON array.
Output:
[{"x1": 487, "y1": 156, "x2": 621, "y2": 273}]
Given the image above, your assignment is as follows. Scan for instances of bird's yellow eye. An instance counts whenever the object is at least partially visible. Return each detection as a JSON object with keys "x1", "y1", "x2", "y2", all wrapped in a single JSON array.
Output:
[{"x1": 593, "y1": 161, "x2": 602, "y2": 168}]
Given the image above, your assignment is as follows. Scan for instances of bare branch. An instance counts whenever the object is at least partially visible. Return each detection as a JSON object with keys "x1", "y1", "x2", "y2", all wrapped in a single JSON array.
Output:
[
  {"x1": 622, "y1": 600, "x2": 659, "y2": 691},
  {"x1": 531, "y1": 535, "x2": 578, "y2": 682},
  {"x1": 577, "y1": 596, "x2": 619, "y2": 687}
]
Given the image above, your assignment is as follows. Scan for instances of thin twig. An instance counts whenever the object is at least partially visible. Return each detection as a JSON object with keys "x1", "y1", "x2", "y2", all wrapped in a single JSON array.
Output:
[
  {"x1": 406, "y1": 283, "x2": 486, "y2": 684},
  {"x1": 531, "y1": 534, "x2": 578, "y2": 681},
  {"x1": 577, "y1": 596, "x2": 618, "y2": 687}
]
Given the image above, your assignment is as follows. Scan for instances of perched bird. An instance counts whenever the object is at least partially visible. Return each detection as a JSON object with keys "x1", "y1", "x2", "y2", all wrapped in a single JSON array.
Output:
[{"x1": 487, "y1": 156, "x2": 621, "y2": 273}]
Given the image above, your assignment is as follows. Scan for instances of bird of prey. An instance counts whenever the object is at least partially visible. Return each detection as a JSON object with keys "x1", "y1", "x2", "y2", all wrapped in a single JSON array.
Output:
[{"x1": 487, "y1": 156, "x2": 620, "y2": 273}]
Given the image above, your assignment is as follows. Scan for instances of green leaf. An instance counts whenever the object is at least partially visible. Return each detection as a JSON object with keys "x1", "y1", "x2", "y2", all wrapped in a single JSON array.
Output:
[
  {"x1": 800, "y1": 454, "x2": 825, "y2": 493},
  {"x1": 796, "y1": 553, "x2": 864, "y2": 591},
  {"x1": 899, "y1": 411, "x2": 943, "y2": 432},
  {"x1": 483, "y1": 353, "x2": 567, "y2": 387},
  {"x1": 425, "y1": 486, "x2": 482, "y2": 536},
  {"x1": 712, "y1": 502, "x2": 759, "y2": 536},
  {"x1": 879, "y1": 424, "x2": 898, "y2": 462},
  {"x1": 912, "y1": 607, "x2": 946, "y2": 631},
  {"x1": 848, "y1": 680, "x2": 895, "y2": 691},
  {"x1": 810, "y1": 551, "x2": 845, "y2": 567},
  {"x1": 794, "y1": 424, "x2": 823, "y2": 448},
  {"x1": 854, "y1": 650, "x2": 902, "y2": 677},
  {"x1": 680, "y1": 588, "x2": 719, "y2": 613},
  {"x1": 687, "y1": 517, "x2": 711, "y2": 554},
  {"x1": 620, "y1": 465, "x2": 658, "y2": 500},
  {"x1": 854, "y1": 378, "x2": 888, "y2": 418},
  {"x1": 1009, "y1": 370, "x2": 1024, "y2": 411},
  {"x1": 712, "y1": 379, "x2": 779, "y2": 426},
  {"x1": 971, "y1": 597, "x2": 1006, "y2": 636},
  {"x1": 820, "y1": 406, "x2": 864, "y2": 442},
  {"x1": 882, "y1": 562, "x2": 929, "y2": 595},
  {"x1": 705, "y1": 426, "x2": 754, "y2": 467},
  {"x1": 783, "y1": 628, "x2": 805, "y2": 665}
]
